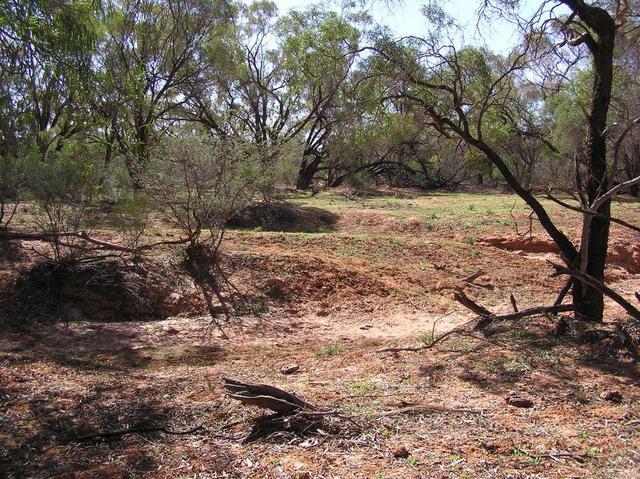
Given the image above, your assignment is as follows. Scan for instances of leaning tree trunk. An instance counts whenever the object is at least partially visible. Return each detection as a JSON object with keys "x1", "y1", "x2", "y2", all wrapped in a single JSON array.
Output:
[
  {"x1": 296, "y1": 153, "x2": 322, "y2": 190},
  {"x1": 571, "y1": 8, "x2": 616, "y2": 322}
]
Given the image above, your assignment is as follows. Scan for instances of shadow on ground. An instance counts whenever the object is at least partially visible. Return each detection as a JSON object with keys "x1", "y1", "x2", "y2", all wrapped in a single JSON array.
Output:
[
  {"x1": 436, "y1": 318, "x2": 640, "y2": 399},
  {"x1": 228, "y1": 203, "x2": 339, "y2": 233},
  {"x1": 0, "y1": 325, "x2": 232, "y2": 478}
]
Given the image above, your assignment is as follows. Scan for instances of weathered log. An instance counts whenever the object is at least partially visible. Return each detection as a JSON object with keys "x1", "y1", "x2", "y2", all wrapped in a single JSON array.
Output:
[{"x1": 222, "y1": 377, "x2": 317, "y2": 414}]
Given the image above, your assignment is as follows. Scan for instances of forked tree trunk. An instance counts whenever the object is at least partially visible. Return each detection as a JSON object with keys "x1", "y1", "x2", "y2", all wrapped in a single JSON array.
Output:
[{"x1": 296, "y1": 154, "x2": 321, "y2": 190}]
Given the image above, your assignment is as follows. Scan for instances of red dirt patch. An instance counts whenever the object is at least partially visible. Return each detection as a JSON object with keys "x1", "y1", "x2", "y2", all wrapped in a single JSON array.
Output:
[
  {"x1": 480, "y1": 234, "x2": 640, "y2": 273},
  {"x1": 479, "y1": 235, "x2": 558, "y2": 254}
]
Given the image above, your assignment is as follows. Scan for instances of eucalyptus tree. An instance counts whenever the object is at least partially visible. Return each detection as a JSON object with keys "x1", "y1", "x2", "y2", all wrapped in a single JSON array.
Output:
[
  {"x1": 94, "y1": 0, "x2": 233, "y2": 188},
  {"x1": 278, "y1": 7, "x2": 364, "y2": 189},
  {"x1": 181, "y1": 1, "x2": 364, "y2": 190},
  {"x1": 0, "y1": 0, "x2": 99, "y2": 161},
  {"x1": 371, "y1": 0, "x2": 639, "y2": 322},
  {"x1": 183, "y1": 1, "x2": 305, "y2": 145}
]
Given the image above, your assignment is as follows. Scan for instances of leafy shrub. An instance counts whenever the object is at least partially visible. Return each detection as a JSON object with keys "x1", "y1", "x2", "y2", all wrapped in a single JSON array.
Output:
[
  {"x1": 0, "y1": 153, "x2": 24, "y2": 228},
  {"x1": 26, "y1": 143, "x2": 101, "y2": 262}
]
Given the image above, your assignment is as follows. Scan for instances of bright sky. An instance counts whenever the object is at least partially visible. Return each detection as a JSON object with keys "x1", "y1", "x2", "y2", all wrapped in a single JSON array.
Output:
[{"x1": 272, "y1": 0, "x2": 528, "y2": 54}]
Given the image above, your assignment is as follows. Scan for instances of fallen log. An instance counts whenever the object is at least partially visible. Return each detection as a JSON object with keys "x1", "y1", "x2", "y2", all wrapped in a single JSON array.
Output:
[{"x1": 222, "y1": 377, "x2": 317, "y2": 414}]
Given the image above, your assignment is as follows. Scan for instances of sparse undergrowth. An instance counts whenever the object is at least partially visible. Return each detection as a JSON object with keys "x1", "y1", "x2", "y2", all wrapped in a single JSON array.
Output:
[{"x1": 1, "y1": 190, "x2": 639, "y2": 478}]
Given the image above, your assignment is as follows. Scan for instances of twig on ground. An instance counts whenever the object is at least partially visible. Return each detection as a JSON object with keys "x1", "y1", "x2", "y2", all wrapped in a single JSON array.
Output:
[
  {"x1": 377, "y1": 404, "x2": 483, "y2": 416},
  {"x1": 509, "y1": 293, "x2": 519, "y2": 313},
  {"x1": 76, "y1": 424, "x2": 243, "y2": 442},
  {"x1": 453, "y1": 290, "x2": 492, "y2": 317},
  {"x1": 462, "y1": 270, "x2": 485, "y2": 284},
  {"x1": 377, "y1": 317, "x2": 478, "y2": 353}
]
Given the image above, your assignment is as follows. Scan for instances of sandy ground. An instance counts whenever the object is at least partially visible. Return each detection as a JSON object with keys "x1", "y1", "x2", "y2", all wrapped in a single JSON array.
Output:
[{"x1": 1, "y1": 190, "x2": 639, "y2": 478}]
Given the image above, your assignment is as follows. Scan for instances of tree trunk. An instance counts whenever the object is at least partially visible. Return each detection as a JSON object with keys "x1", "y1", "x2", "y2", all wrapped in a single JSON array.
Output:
[
  {"x1": 296, "y1": 154, "x2": 321, "y2": 190},
  {"x1": 572, "y1": 12, "x2": 616, "y2": 322}
]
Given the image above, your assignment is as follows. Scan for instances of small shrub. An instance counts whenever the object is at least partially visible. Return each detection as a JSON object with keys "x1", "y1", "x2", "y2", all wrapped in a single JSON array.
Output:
[
  {"x1": 250, "y1": 300, "x2": 268, "y2": 316},
  {"x1": 462, "y1": 235, "x2": 476, "y2": 245},
  {"x1": 316, "y1": 342, "x2": 343, "y2": 358},
  {"x1": 0, "y1": 153, "x2": 24, "y2": 228},
  {"x1": 417, "y1": 332, "x2": 435, "y2": 346},
  {"x1": 348, "y1": 381, "x2": 375, "y2": 396},
  {"x1": 26, "y1": 143, "x2": 101, "y2": 263}
]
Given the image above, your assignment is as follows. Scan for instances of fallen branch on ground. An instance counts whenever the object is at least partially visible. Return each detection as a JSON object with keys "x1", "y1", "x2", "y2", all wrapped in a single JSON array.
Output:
[
  {"x1": 377, "y1": 318, "x2": 478, "y2": 353},
  {"x1": 554, "y1": 278, "x2": 573, "y2": 306},
  {"x1": 223, "y1": 377, "x2": 364, "y2": 433},
  {"x1": 476, "y1": 303, "x2": 576, "y2": 328},
  {"x1": 76, "y1": 424, "x2": 244, "y2": 442},
  {"x1": 0, "y1": 229, "x2": 190, "y2": 254},
  {"x1": 222, "y1": 377, "x2": 317, "y2": 414},
  {"x1": 377, "y1": 404, "x2": 483, "y2": 417},
  {"x1": 548, "y1": 260, "x2": 640, "y2": 321},
  {"x1": 452, "y1": 289, "x2": 575, "y2": 329},
  {"x1": 509, "y1": 293, "x2": 518, "y2": 313},
  {"x1": 463, "y1": 270, "x2": 485, "y2": 284},
  {"x1": 453, "y1": 290, "x2": 492, "y2": 317}
]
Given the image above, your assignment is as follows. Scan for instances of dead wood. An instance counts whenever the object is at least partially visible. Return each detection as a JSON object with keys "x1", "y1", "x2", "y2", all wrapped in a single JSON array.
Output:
[
  {"x1": 0, "y1": 230, "x2": 189, "y2": 254},
  {"x1": 480, "y1": 303, "x2": 576, "y2": 325},
  {"x1": 77, "y1": 424, "x2": 204, "y2": 441},
  {"x1": 453, "y1": 289, "x2": 575, "y2": 329},
  {"x1": 548, "y1": 260, "x2": 640, "y2": 321},
  {"x1": 377, "y1": 318, "x2": 479, "y2": 353},
  {"x1": 554, "y1": 278, "x2": 573, "y2": 306},
  {"x1": 463, "y1": 270, "x2": 485, "y2": 284},
  {"x1": 377, "y1": 404, "x2": 483, "y2": 417},
  {"x1": 76, "y1": 424, "x2": 247, "y2": 442},
  {"x1": 453, "y1": 290, "x2": 492, "y2": 317},
  {"x1": 509, "y1": 293, "x2": 519, "y2": 313},
  {"x1": 222, "y1": 377, "x2": 317, "y2": 414},
  {"x1": 545, "y1": 192, "x2": 640, "y2": 234}
]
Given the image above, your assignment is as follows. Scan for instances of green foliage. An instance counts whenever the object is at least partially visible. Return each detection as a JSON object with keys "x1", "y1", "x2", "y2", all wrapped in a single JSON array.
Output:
[
  {"x1": 0, "y1": 153, "x2": 24, "y2": 227},
  {"x1": 144, "y1": 133, "x2": 268, "y2": 244},
  {"x1": 26, "y1": 142, "x2": 102, "y2": 262},
  {"x1": 27, "y1": 144, "x2": 100, "y2": 206},
  {"x1": 316, "y1": 342, "x2": 344, "y2": 358}
]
